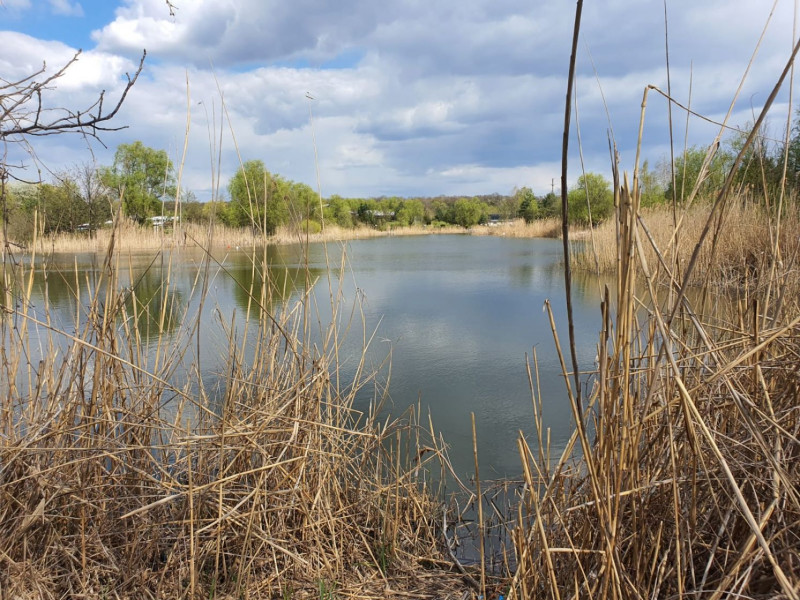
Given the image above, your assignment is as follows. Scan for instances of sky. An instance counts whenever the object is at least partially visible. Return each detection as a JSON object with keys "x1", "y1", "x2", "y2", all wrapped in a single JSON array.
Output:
[{"x1": 1, "y1": 0, "x2": 799, "y2": 200}]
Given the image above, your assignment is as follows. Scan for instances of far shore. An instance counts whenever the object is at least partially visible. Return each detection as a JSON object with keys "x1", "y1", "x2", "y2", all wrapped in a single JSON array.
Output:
[{"x1": 17, "y1": 217, "x2": 567, "y2": 255}]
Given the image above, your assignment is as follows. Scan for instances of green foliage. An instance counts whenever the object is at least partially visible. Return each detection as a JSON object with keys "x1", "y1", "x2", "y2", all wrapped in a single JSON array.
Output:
[
  {"x1": 639, "y1": 160, "x2": 665, "y2": 208},
  {"x1": 324, "y1": 195, "x2": 355, "y2": 228},
  {"x1": 568, "y1": 172, "x2": 613, "y2": 226},
  {"x1": 725, "y1": 123, "x2": 786, "y2": 199},
  {"x1": 2, "y1": 185, "x2": 37, "y2": 242},
  {"x1": 395, "y1": 199, "x2": 425, "y2": 225},
  {"x1": 228, "y1": 159, "x2": 288, "y2": 235},
  {"x1": 539, "y1": 192, "x2": 561, "y2": 218},
  {"x1": 666, "y1": 145, "x2": 730, "y2": 203},
  {"x1": 299, "y1": 218, "x2": 321, "y2": 234},
  {"x1": 38, "y1": 179, "x2": 88, "y2": 234},
  {"x1": 317, "y1": 579, "x2": 338, "y2": 600},
  {"x1": 431, "y1": 200, "x2": 453, "y2": 223},
  {"x1": 101, "y1": 141, "x2": 176, "y2": 223},
  {"x1": 286, "y1": 181, "x2": 320, "y2": 228},
  {"x1": 515, "y1": 186, "x2": 538, "y2": 223},
  {"x1": 453, "y1": 197, "x2": 487, "y2": 228}
]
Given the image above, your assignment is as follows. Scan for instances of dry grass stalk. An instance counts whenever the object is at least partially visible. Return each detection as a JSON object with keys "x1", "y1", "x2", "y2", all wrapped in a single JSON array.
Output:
[
  {"x1": 0, "y1": 229, "x2": 473, "y2": 598},
  {"x1": 508, "y1": 148, "x2": 800, "y2": 600},
  {"x1": 471, "y1": 218, "x2": 563, "y2": 239}
]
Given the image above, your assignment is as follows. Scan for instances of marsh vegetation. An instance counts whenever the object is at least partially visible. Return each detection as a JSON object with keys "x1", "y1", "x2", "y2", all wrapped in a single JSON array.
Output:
[{"x1": 2, "y1": 4, "x2": 800, "y2": 600}]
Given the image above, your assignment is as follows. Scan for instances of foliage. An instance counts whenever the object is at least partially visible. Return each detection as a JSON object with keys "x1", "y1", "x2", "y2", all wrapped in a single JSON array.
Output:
[
  {"x1": 324, "y1": 195, "x2": 355, "y2": 228},
  {"x1": 396, "y1": 199, "x2": 425, "y2": 226},
  {"x1": 725, "y1": 123, "x2": 786, "y2": 200},
  {"x1": 665, "y1": 145, "x2": 731, "y2": 203},
  {"x1": 431, "y1": 200, "x2": 454, "y2": 223},
  {"x1": 299, "y1": 218, "x2": 322, "y2": 234},
  {"x1": 639, "y1": 160, "x2": 665, "y2": 208},
  {"x1": 568, "y1": 172, "x2": 614, "y2": 225},
  {"x1": 37, "y1": 180, "x2": 87, "y2": 234},
  {"x1": 101, "y1": 141, "x2": 176, "y2": 223},
  {"x1": 228, "y1": 160, "x2": 289, "y2": 235},
  {"x1": 515, "y1": 186, "x2": 538, "y2": 223},
  {"x1": 453, "y1": 197, "x2": 487, "y2": 228},
  {"x1": 286, "y1": 181, "x2": 320, "y2": 228}
]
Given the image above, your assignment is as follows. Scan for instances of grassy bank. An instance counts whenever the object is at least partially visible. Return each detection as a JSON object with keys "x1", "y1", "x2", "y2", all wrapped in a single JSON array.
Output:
[{"x1": 24, "y1": 217, "x2": 565, "y2": 255}]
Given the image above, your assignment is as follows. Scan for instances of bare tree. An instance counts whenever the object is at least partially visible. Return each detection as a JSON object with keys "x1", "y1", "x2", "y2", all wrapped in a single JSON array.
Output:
[
  {"x1": 0, "y1": 49, "x2": 146, "y2": 251},
  {"x1": 1, "y1": 50, "x2": 146, "y2": 144}
]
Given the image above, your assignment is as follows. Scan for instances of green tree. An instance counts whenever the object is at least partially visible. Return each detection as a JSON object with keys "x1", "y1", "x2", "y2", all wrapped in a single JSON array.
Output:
[
  {"x1": 453, "y1": 197, "x2": 488, "y2": 228},
  {"x1": 72, "y1": 162, "x2": 113, "y2": 235},
  {"x1": 666, "y1": 145, "x2": 731, "y2": 203},
  {"x1": 38, "y1": 179, "x2": 87, "y2": 234},
  {"x1": 568, "y1": 172, "x2": 614, "y2": 226},
  {"x1": 101, "y1": 141, "x2": 176, "y2": 223},
  {"x1": 286, "y1": 181, "x2": 319, "y2": 229},
  {"x1": 324, "y1": 195, "x2": 355, "y2": 228},
  {"x1": 431, "y1": 199, "x2": 453, "y2": 224},
  {"x1": 514, "y1": 187, "x2": 538, "y2": 223},
  {"x1": 539, "y1": 192, "x2": 561, "y2": 218},
  {"x1": 639, "y1": 160, "x2": 665, "y2": 208},
  {"x1": 396, "y1": 199, "x2": 425, "y2": 225},
  {"x1": 3, "y1": 184, "x2": 37, "y2": 242},
  {"x1": 228, "y1": 160, "x2": 288, "y2": 235},
  {"x1": 725, "y1": 123, "x2": 784, "y2": 200}
]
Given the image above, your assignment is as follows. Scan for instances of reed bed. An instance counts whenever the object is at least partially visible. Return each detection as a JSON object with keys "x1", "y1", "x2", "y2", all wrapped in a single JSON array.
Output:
[
  {"x1": 505, "y1": 164, "x2": 800, "y2": 598},
  {"x1": 33, "y1": 219, "x2": 571, "y2": 256},
  {"x1": 472, "y1": 218, "x2": 563, "y2": 239},
  {"x1": 574, "y1": 199, "x2": 800, "y2": 294},
  {"x1": 0, "y1": 232, "x2": 471, "y2": 599}
]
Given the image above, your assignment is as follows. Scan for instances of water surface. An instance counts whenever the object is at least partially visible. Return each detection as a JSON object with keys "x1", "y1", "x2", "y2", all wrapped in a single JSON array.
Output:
[{"x1": 10, "y1": 235, "x2": 605, "y2": 480}]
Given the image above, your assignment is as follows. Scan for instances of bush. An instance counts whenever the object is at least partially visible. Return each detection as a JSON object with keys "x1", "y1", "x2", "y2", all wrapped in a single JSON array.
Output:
[{"x1": 299, "y1": 219, "x2": 321, "y2": 234}]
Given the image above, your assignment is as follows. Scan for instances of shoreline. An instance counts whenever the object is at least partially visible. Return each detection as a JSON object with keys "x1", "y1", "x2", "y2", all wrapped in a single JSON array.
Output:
[{"x1": 16, "y1": 217, "x2": 567, "y2": 255}]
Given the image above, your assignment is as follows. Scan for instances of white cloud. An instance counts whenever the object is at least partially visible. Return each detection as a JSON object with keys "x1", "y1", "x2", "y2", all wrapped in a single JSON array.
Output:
[
  {"x1": 5, "y1": 0, "x2": 800, "y2": 198},
  {"x1": 2, "y1": 0, "x2": 31, "y2": 10},
  {"x1": 48, "y1": 0, "x2": 84, "y2": 17}
]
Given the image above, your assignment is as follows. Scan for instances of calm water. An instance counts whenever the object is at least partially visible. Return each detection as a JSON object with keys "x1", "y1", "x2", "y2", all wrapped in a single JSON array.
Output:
[{"x1": 11, "y1": 235, "x2": 605, "y2": 480}]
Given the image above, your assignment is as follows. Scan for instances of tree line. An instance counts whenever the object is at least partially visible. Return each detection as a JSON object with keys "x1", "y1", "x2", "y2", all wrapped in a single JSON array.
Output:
[{"x1": 5, "y1": 122, "x2": 800, "y2": 241}]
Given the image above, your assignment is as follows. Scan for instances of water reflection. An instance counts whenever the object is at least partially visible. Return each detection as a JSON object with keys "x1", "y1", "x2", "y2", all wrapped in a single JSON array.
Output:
[
  {"x1": 8, "y1": 237, "x2": 611, "y2": 480},
  {"x1": 223, "y1": 246, "x2": 323, "y2": 317}
]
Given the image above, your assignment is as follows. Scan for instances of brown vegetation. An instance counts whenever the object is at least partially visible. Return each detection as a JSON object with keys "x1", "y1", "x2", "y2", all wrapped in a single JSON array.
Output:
[
  {"x1": 0, "y1": 233, "x2": 471, "y2": 599},
  {"x1": 504, "y1": 166, "x2": 800, "y2": 598}
]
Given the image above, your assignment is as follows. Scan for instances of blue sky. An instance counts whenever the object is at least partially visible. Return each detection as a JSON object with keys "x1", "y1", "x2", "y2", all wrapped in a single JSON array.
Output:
[{"x1": 1, "y1": 0, "x2": 798, "y2": 199}]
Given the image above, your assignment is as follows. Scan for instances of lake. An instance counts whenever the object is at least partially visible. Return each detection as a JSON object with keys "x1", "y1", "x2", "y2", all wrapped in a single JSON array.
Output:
[{"x1": 11, "y1": 234, "x2": 604, "y2": 481}]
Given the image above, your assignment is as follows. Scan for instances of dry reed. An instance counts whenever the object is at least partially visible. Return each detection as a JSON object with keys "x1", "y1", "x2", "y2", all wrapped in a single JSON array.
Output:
[
  {"x1": 32, "y1": 219, "x2": 560, "y2": 256},
  {"x1": 0, "y1": 229, "x2": 472, "y2": 599},
  {"x1": 507, "y1": 147, "x2": 800, "y2": 600},
  {"x1": 574, "y1": 199, "x2": 800, "y2": 294},
  {"x1": 471, "y1": 218, "x2": 563, "y2": 239}
]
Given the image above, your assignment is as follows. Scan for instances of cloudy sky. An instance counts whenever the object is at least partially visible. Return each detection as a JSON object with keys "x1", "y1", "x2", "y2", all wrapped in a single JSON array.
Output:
[{"x1": 1, "y1": 0, "x2": 798, "y2": 199}]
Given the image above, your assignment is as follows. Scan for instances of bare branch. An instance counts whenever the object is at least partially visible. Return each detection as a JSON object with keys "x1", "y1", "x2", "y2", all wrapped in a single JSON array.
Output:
[{"x1": 0, "y1": 50, "x2": 146, "y2": 142}]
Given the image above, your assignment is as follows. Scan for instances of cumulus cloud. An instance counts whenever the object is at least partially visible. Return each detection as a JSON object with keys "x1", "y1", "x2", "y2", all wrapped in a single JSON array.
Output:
[
  {"x1": 4, "y1": 0, "x2": 799, "y2": 198},
  {"x1": 48, "y1": 0, "x2": 84, "y2": 17}
]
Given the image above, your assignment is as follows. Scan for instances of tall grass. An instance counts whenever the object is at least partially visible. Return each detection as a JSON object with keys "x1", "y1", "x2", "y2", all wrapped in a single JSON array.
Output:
[
  {"x1": 472, "y1": 217, "x2": 563, "y2": 239},
  {"x1": 508, "y1": 171, "x2": 800, "y2": 599},
  {"x1": 0, "y1": 226, "x2": 471, "y2": 598},
  {"x1": 574, "y1": 199, "x2": 800, "y2": 293},
  {"x1": 504, "y1": 37, "x2": 800, "y2": 597}
]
